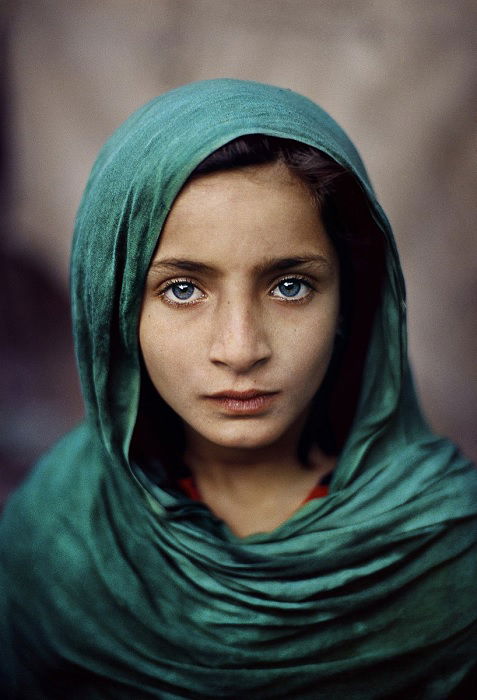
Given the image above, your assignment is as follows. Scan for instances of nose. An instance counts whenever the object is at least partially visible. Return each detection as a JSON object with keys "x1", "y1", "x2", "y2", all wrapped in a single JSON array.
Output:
[{"x1": 209, "y1": 298, "x2": 272, "y2": 372}]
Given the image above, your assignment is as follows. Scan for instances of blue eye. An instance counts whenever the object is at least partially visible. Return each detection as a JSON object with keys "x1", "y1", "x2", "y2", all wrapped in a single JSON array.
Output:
[
  {"x1": 170, "y1": 282, "x2": 195, "y2": 300},
  {"x1": 278, "y1": 280, "x2": 302, "y2": 297},
  {"x1": 161, "y1": 280, "x2": 204, "y2": 305},
  {"x1": 271, "y1": 278, "x2": 312, "y2": 300}
]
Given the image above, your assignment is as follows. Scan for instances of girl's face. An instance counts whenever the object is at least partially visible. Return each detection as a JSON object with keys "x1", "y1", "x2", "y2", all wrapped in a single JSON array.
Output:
[{"x1": 139, "y1": 163, "x2": 340, "y2": 456}]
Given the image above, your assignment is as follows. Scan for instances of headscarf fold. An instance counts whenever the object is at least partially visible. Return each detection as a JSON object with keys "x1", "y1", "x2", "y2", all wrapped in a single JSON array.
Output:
[{"x1": 1, "y1": 79, "x2": 476, "y2": 699}]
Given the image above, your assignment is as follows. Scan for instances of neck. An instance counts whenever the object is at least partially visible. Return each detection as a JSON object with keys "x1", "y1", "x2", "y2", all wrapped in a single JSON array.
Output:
[
  {"x1": 183, "y1": 425, "x2": 334, "y2": 508},
  {"x1": 182, "y1": 429, "x2": 335, "y2": 537},
  {"x1": 187, "y1": 443, "x2": 300, "y2": 494}
]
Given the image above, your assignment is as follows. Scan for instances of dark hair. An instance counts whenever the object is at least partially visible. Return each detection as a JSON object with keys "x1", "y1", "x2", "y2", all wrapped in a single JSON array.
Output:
[
  {"x1": 133, "y1": 135, "x2": 385, "y2": 477},
  {"x1": 190, "y1": 134, "x2": 343, "y2": 208}
]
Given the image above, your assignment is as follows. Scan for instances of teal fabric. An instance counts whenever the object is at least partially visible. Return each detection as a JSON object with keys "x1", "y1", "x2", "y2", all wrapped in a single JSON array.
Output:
[{"x1": 1, "y1": 79, "x2": 477, "y2": 699}]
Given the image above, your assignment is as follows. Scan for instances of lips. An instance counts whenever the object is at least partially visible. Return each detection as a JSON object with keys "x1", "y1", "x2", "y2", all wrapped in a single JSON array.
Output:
[
  {"x1": 204, "y1": 390, "x2": 279, "y2": 415},
  {"x1": 208, "y1": 390, "x2": 275, "y2": 400}
]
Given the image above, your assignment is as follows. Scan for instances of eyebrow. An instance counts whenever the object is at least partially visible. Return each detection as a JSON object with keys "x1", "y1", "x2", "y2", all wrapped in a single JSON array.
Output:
[
  {"x1": 148, "y1": 255, "x2": 332, "y2": 276},
  {"x1": 255, "y1": 256, "x2": 332, "y2": 274}
]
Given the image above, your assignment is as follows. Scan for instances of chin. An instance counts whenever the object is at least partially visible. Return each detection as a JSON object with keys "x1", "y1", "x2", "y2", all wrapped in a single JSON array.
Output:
[
  {"x1": 214, "y1": 436, "x2": 275, "y2": 451},
  {"x1": 193, "y1": 421, "x2": 289, "y2": 451}
]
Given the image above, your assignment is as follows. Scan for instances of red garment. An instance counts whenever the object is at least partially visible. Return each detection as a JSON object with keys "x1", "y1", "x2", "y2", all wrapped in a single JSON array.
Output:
[
  {"x1": 178, "y1": 477, "x2": 202, "y2": 501},
  {"x1": 301, "y1": 483, "x2": 329, "y2": 501},
  {"x1": 178, "y1": 477, "x2": 329, "y2": 504}
]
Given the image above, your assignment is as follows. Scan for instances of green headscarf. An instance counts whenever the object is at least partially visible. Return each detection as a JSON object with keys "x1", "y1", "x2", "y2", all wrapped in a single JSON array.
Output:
[{"x1": 1, "y1": 79, "x2": 476, "y2": 699}]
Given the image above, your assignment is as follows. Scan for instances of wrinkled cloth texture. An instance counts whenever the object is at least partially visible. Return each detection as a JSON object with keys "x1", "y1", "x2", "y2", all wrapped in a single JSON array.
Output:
[{"x1": 1, "y1": 79, "x2": 476, "y2": 699}]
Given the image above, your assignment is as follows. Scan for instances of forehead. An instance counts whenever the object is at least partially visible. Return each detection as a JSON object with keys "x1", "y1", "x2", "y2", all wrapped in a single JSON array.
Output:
[{"x1": 153, "y1": 163, "x2": 335, "y2": 265}]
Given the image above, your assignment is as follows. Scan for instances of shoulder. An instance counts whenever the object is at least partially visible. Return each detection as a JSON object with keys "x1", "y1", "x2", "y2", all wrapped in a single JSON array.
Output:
[
  {"x1": 2, "y1": 422, "x2": 103, "y2": 532},
  {"x1": 0, "y1": 423, "x2": 110, "y2": 683},
  {"x1": 0, "y1": 423, "x2": 107, "y2": 598}
]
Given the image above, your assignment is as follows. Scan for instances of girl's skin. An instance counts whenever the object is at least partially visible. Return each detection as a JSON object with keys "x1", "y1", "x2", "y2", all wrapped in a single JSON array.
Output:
[{"x1": 139, "y1": 162, "x2": 340, "y2": 536}]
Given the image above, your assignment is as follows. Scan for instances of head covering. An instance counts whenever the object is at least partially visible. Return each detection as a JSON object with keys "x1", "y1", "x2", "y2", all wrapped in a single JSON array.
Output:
[{"x1": 1, "y1": 79, "x2": 476, "y2": 699}]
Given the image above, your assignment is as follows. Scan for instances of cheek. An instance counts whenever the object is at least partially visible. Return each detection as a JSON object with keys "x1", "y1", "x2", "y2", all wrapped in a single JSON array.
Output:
[
  {"x1": 296, "y1": 329, "x2": 335, "y2": 379},
  {"x1": 139, "y1": 310, "x2": 204, "y2": 398},
  {"x1": 139, "y1": 312, "x2": 175, "y2": 386},
  {"x1": 283, "y1": 309, "x2": 339, "y2": 386}
]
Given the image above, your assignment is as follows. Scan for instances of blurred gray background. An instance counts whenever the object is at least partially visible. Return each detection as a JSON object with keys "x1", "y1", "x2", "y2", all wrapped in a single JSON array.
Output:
[{"x1": 1, "y1": 0, "x2": 476, "y2": 504}]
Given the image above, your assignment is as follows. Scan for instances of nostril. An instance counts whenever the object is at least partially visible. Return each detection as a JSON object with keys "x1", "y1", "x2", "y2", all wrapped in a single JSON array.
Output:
[{"x1": 209, "y1": 329, "x2": 271, "y2": 371}]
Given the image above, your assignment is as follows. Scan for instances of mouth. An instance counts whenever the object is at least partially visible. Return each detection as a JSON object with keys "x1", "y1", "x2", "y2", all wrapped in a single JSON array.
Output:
[{"x1": 204, "y1": 390, "x2": 279, "y2": 415}]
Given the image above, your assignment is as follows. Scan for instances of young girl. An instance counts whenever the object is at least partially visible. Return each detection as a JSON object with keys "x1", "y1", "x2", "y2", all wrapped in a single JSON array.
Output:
[{"x1": 1, "y1": 79, "x2": 476, "y2": 698}]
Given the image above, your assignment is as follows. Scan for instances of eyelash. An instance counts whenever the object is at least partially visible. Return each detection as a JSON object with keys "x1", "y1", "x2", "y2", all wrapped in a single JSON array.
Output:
[
  {"x1": 270, "y1": 275, "x2": 315, "y2": 303},
  {"x1": 156, "y1": 275, "x2": 316, "y2": 308},
  {"x1": 157, "y1": 277, "x2": 206, "y2": 307}
]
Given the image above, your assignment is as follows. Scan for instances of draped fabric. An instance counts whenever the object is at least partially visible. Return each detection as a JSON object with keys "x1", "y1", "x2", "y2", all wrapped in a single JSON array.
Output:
[{"x1": 1, "y1": 79, "x2": 476, "y2": 699}]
